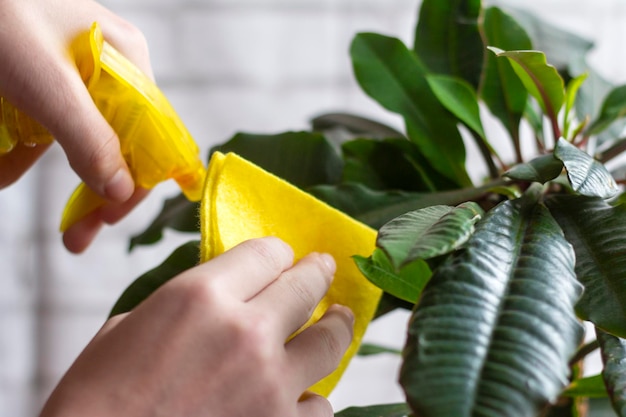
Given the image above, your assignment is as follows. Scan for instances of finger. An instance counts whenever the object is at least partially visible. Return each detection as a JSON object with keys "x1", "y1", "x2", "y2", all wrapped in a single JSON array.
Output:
[
  {"x1": 185, "y1": 237, "x2": 295, "y2": 301},
  {"x1": 0, "y1": 142, "x2": 51, "y2": 189},
  {"x1": 99, "y1": 187, "x2": 149, "y2": 225},
  {"x1": 286, "y1": 305, "x2": 354, "y2": 391},
  {"x1": 62, "y1": 209, "x2": 103, "y2": 253},
  {"x1": 92, "y1": 312, "x2": 130, "y2": 342},
  {"x1": 297, "y1": 392, "x2": 333, "y2": 417},
  {"x1": 251, "y1": 253, "x2": 335, "y2": 339}
]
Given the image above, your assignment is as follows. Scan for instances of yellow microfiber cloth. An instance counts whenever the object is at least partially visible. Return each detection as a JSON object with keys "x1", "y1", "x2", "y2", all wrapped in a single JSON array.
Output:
[{"x1": 200, "y1": 151, "x2": 382, "y2": 396}]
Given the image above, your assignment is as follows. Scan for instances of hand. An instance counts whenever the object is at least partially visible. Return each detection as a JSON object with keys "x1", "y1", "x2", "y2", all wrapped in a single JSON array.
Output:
[
  {"x1": 39, "y1": 237, "x2": 354, "y2": 417},
  {"x1": 0, "y1": 0, "x2": 155, "y2": 252}
]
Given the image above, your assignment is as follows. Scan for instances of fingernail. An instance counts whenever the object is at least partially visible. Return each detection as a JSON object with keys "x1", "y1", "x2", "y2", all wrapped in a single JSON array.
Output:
[
  {"x1": 104, "y1": 168, "x2": 134, "y2": 202},
  {"x1": 320, "y1": 253, "x2": 336, "y2": 274}
]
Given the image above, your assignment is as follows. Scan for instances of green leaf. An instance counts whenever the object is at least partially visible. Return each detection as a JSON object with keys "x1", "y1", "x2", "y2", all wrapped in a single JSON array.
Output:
[
  {"x1": 350, "y1": 33, "x2": 471, "y2": 187},
  {"x1": 377, "y1": 202, "x2": 483, "y2": 269},
  {"x1": 504, "y1": 154, "x2": 564, "y2": 184},
  {"x1": 358, "y1": 343, "x2": 402, "y2": 356},
  {"x1": 129, "y1": 194, "x2": 199, "y2": 251},
  {"x1": 400, "y1": 196, "x2": 584, "y2": 417},
  {"x1": 547, "y1": 195, "x2": 626, "y2": 338},
  {"x1": 335, "y1": 403, "x2": 411, "y2": 417},
  {"x1": 212, "y1": 131, "x2": 343, "y2": 188},
  {"x1": 354, "y1": 249, "x2": 430, "y2": 304},
  {"x1": 311, "y1": 112, "x2": 404, "y2": 140},
  {"x1": 341, "y1": 138, "x2": 458, "y2": 192},
  {"x1": 489, "y1": 48, "x2": 565, "y2": 127},
  {"x1": 554, "y1": 138, "x2": 619, "y2": 199},
  {"x1": 562, "y1": 374, "x2": 607, "y2": 398},
  {"x1": 481, "y1": 7, "x2": 532, "y2": 150},
  {"x1": 414, "y1": 0, "x2": 484, "y2": 89},
  {"x1": 110, "y1": 241, "x2": 200, "y2": 317},
  {"x1": 563, "y1": 73, "x2": 588, "y2": 140},
  {"x1": 597, "y1": 328, "x2": 626, "y2": 416},
  {"x1": 426, "y1": 74, "x2": 485, "y2": 138},
  {"x1": 587, "y1": 85, "x2": 626, "y2": 136},
  {"x1": 309, "y1": 182, "x2": 497, "y2": 229}
]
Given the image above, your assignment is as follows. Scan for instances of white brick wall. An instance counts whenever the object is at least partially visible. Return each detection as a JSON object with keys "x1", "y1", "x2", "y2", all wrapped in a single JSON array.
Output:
[{"x1": 1, "y1": 1, "x2": 624, "y2": 416}]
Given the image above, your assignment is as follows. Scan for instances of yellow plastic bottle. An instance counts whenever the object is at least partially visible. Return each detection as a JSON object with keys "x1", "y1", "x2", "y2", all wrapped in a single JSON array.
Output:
[{"x1": 0, "y1": 22, "x2": 206, "y2": 232}]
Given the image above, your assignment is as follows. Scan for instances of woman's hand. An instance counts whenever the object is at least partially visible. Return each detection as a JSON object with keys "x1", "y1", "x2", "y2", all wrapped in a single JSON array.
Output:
[
  {"x1": 0, "y1": 0, "x2": 155, "y2": 252},
  {"x1": 40, "y1": 237, "x2": 354, "y2": 417}
]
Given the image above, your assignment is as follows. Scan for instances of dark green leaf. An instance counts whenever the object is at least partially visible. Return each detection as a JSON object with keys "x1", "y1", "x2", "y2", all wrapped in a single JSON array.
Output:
[
  {"x1": 110, "y1": 241, "x2": 200, "y2": 317},
  {"x1": 129, "y1": 194, "x2": 199, "y2": 251},
  {"x1": 504, "y1": 154, "x2": 564, "y2": 184},
  {"x1": 547, "y1": 195, "x2": 626, "y2": 337},
  {"x1": 341, "y1": 138, "x2": 458, "y2": 192},
  {"x1": 587, "y1": 85, "x2": 626, "y2": 136},
  {"x1": 350, "y1": 33, "x2": 471, "y2": 187},
  {"x1": 554, "y1": 138, "x2": 619, "y2": 199},
  {"x1": 335, "y1": 403, "x2": 411, "y2": 417},
  {"x1": 377, "y1": 202, "x2": 483, "y2": 269},
  {"x1": 400, "y1": 196, "x2": 584, "y2": 417},
  {"x1": 490, "y1": 48, "x2": 565, "y2": 126},
  {"x1": 309, "y1": 182, "x2": 496, "y2": 229},
  {"x1": 372, "y1": 292, "x2": 415, "y2": 320},
  {"x1": 212, "y1": 131, "x2": 343, "y2": 188},
  {"x1": 597, "y1": 328, "x2": 626, "y2": 416},
  {"x1": 311, "y1": 112, "x2": 404, "y2": 140},
  {"x1": 354, "y1": 249, "x2": 430, "y2": 304},
  {"x1": 358, "y1": 343, "x2": 402, "y2": 356},
  {"x1": 481, "y1": 7, "x2": 531, "y2": 149},
  {"x1": 562, "y1": 374, "x2": 607, "y2": 398},
  {"x1": 414, "y1": 0, "x2": 483, "y2": 89}
]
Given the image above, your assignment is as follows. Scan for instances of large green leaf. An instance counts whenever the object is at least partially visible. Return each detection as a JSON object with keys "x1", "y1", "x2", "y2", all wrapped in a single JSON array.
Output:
[
  {"x1": 335, "y1": 403, "x2": 411, "y2": 417},
  {"x1": 400, "y1": 195, "x2": 584, "y2": 417},
  {"x1": 554, "y1": 138, "x2": 619, "y2": 199},
  {"x1": 489, "y1": 48, "x2": 565, "y2": 130},
  {"x1": 129, "y1": 194, "x2": 199, "y2": 250},
  {"x1": 109, "y1": 241, "x2": 200, "y2": 317},
  {"x1": 310, "y1": 112, "x2": 404, "y2": 140},
  {"x1": 546, "y1": 195, "x2": 626, "y2": 337},
  {"x1": 414, "y1": 0, "x2": 483, "y2": 89},
  {"x1": 597, "y1": 328, "x2": 626, "y2": 416},
  {"x1": 309, "y1": 182, "x2": 499, "y2": 229},
  {"x1": 350, "y1": 33, "x2": 471, "y2": 187},
  {"x1": 481, "y1": 7, "x2": 531, "y2": 152},
  {"x1": 504, "y1": 154, "x2": 564, "y2": 184},
  {"x1": 354, "y1": 249, "x2": 430, "y2": 304},
  {"x1": 377, "y1": 202, "x2": 483, "y2": 269},
  {"x1": 212, "y1": 131, "x2": 343, "y2": 188},
  {"x1": 587, "y1": 85, "x2": 626, "y2": 136}
]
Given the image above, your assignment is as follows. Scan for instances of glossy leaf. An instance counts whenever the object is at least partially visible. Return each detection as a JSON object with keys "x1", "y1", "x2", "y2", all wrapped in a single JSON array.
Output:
[
  {"x1": 129, "y1": 194, "x2": 199, "y2": 250},
  {"x1": 597, "y1": 328, "x2": 626, "y2": 416},
  {"x1": 357, "y1": 343, "x2": 402, "y2": 356},
  {"x1": 400, "y1": 196, "x2": 584, "y2": 417},
  {"x1": 350, "y1": 33, "x2": 471, "y2": 187},
  {"x1": 309, "y1": 182, "x2": 497, "y2": 229},
  {"x1": 212, "y1": 131, "x2": 343, "y2": 188},
  {"x1": 354, "y1": 249, "x2": 430, "y2": 304},
  {"x1": 504, "y1": 154, "x2": 564, "y2": 184},
  {"x1": 481, "y1": 7, "x2": 531, "y2": 149},
  {"x1": 377, "y1": 202, "x2": 483, "y2": 269},
  {"x1": 547, "y1": 195, "x2": 626, "y2": 337},
  {"x1": 335, "y1": 403, "x2": 410, "y2": 417},
  {"x1": 489, "y1": 48, "x2": 565, "y2": 126},
  {"x1": 414, "y1": 0, "x2": 483, "y2": 89},
  {"x1": 562, "y1": 374, "x2": 607, "y2": 398},
  {"x1": 554, "y1": 138, "x2": 619, "y2": 199},
  {"x1": 587, "y1": 85, "x2": 626, "y2": 136},
  {"x1": 110, "y1": 241, "x2": 200, "y2": 317}
]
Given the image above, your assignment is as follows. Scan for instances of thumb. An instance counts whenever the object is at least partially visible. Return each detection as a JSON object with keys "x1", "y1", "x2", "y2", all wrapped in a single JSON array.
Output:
[{"x1": 48, "y1": 80, "x2": 135, "y2": 203}]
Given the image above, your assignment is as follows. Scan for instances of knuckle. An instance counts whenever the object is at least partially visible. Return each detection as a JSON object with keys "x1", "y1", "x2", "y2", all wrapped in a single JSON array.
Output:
[
  {"x1": 314, "y1": 324, "x2": 346, "y2": 368},
  {"x1": 242, "y1": 237, "x2": 293, "y2": 274}
]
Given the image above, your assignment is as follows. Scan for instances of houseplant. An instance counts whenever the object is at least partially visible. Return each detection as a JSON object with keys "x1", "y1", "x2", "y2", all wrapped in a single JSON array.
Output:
[{"x1": 111, "y1": 1, "x2": 626, "y2": 416}]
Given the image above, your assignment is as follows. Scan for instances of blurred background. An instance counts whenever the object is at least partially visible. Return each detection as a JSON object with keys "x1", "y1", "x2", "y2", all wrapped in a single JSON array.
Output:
[{"x1": 1, "y1": 0, "x2": 626, "y2": 415}]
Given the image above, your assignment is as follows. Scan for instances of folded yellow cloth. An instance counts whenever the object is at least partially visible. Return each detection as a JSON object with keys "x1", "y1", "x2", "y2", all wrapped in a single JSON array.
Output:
[{"x1": 201, "y1": 151, "x2": 382, "y2": 396}]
